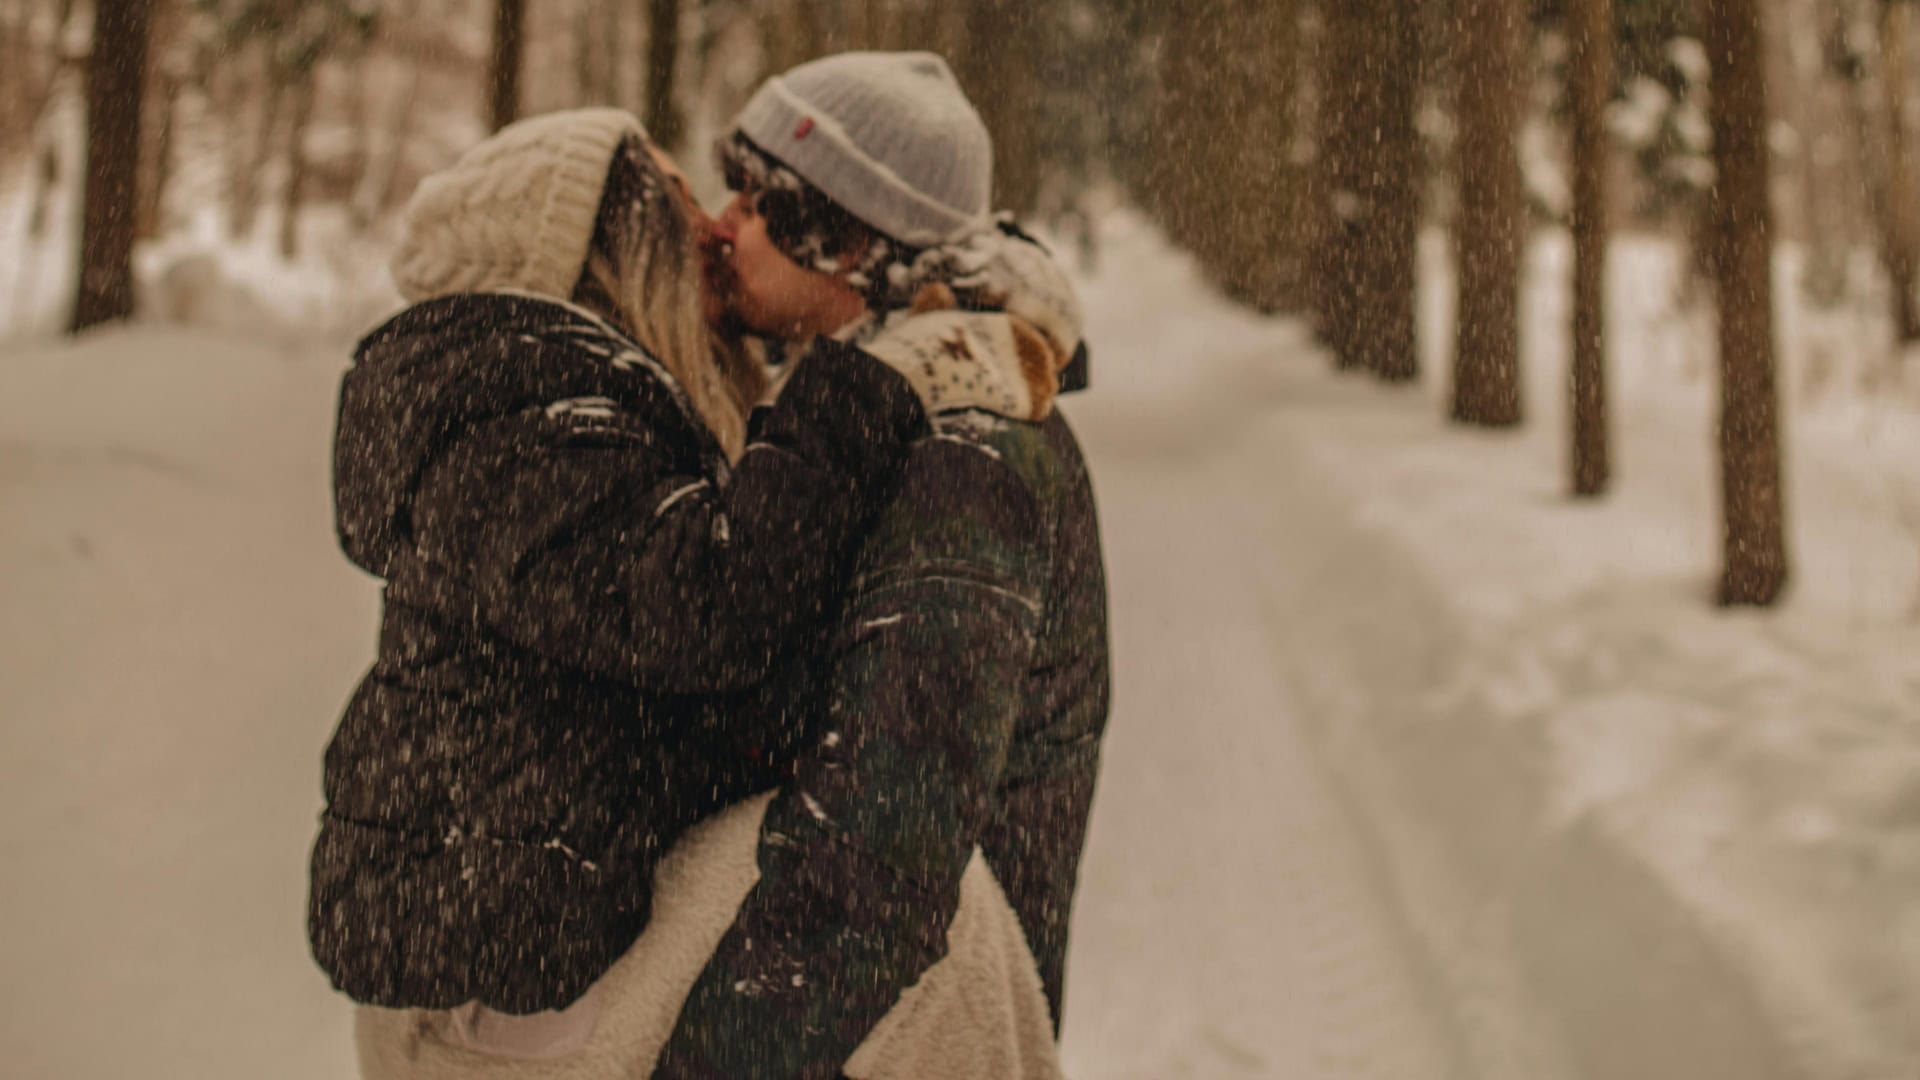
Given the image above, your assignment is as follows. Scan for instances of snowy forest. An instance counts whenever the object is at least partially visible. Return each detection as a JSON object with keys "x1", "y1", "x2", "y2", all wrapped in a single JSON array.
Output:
[{"x1": 5, "y1": 1, "x2": 1920, "y2": 1078}]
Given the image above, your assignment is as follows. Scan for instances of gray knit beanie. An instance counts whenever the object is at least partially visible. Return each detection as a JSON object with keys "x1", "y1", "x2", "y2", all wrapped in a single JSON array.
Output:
[
  {"x1": 391, "y1": 108, "x2": 644, "y2": 302},
  {"x1": 731, "y1": 51, "x2": 993, "y2": 246}
]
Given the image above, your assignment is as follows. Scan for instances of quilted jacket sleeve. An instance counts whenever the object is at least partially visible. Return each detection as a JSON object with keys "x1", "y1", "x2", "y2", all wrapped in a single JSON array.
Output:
[
  {"x1": 409, "y1": 342, "x2": 928, "y2": 695},
  {"x1": 651, "y1": 431, "x2": 1051, "y2": 1080}
]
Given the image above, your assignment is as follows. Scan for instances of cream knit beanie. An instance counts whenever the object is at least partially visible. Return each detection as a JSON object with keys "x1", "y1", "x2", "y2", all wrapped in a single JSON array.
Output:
[
  {"x1": 731, "y1": 52, "x2": 993, "y2": 246},
  {"x1": 391, "y1": 108, "x2": 645, "y2": 303}
]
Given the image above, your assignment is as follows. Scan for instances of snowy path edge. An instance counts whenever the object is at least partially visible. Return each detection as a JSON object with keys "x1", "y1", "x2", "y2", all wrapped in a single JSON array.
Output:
[{"x1": 1258, "y1": 426, "x2": 1810, "y2": 1080}]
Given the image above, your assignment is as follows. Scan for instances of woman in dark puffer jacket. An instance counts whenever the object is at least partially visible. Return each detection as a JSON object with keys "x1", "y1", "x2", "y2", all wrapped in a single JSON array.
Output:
[{"x1": 307, "y1": 109, "x2": 1048, "y2": 1055}]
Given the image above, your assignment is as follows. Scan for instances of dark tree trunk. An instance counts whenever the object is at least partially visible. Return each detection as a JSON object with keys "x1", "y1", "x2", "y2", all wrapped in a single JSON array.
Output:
[
  {"x1": 796, "y1": 0, "x2": 830, "y2": 61},
  {"x1": 959, "y1": 0, "x2": 1043, "y2": 215},
  {"x1": 1570, "y1": 0, "x2": 1613, "y2": 495},
  {"x1": 3, "y1": 0, "x2": 80, "y2": 166},
  {"x1": 231, "y1": 51, "x2": 285, "y2": 239},
  {"x1": 1313, "y1": 0, "x2": 1369, "y2": 363},
  {"x1": 135, "y1": 71, "x2": 177, "y2": 242},
  {"x1": 342, "y1": 43, "x2": 374, "y2": 228},
  {"x1": 278, "y1": 65, "x2": 319, "y2": 258},
  {"x1": 489, "y1": 0, "x2": 526, "y2": 131},
  {"x1": 858, "y1": 0, "x2": 895, "y2": 49},
  {"x1": 373, "y1": 63, "x2": 426, "y2": 217},
  {"x1": 1349, "y1": 0, "x2": 1420, "y2": 380},
  {"x1": 134, "y1": 0, "x2": 178, "y2": 241},
  {"x1": 645, "y1": 0, "x2": 684, "y2": 148},
  {"x1": 71, "y1": 0, "x2": 153, "y2": 333},
  {"x1": 1451, "y1": 0, "x2": 1526, "y2": 425},
  {"x1": 1705, "y1": 0, "x2": 1791, "y2": 606},
  {"x1": 1149, "y1": 0, "x2": 1303, "y2": 311},
  {"x1": 1880, "y1": 0, "x2": 1920, "y2": 340},
  {"x1": 576, "y1": 0, "x2": 621, "y2": 106},
  {"x1": 758, "y1": 0, "x2": 823, "y2": 77}
]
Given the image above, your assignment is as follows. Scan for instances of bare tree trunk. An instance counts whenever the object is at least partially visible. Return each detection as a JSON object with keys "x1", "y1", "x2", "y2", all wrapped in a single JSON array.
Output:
[
  {"x1": 1451, "y1": 0, "x2": 1526, "y2": 426},
  {"x1": 489, "y1": 0, "x2": 526, "y2": 131},
  {"x1": 796, "y1": 0, "x2": 830, "y2": 61},
  {"x1": 959, "y1": 0, "x2": 1043, "y2": 215},
  {"x1": 4, "y1": 0, "x2": 81, "y2": 165},
  {"x1": 1149, "y1": 1, "x2": 1303, "y2": 311},
  {"x1": 1570, "y1": 0, "x2": 1613, "y2": 495},
  {"x1": 844, "y1": 0, "x2": 873, "y2": 49},
  {"x1": 932, "y1": 1, "x2": 968, "y2": 70},
  {"x1": 340, "y1": 43, "x2": 375, "y2": 228},
  {"x1": 645, "y1": 0, "x2": 684, "y2": 149},
  {"x1": 1705, "y1": 0, "x2": 1791, "y2": 606},
  {"x1": 372, "y1": 62, "x2": 426, "y2": 218},
  {"x1": 71, "y1": 0, "x2": 153, "y2": 333},
  {"x1": 1795, "y1": 0, "x2": 1854, "y2": 306},
  {"x1": 1314, "y1": 0, "x2": 1368, "y2": 365},
  {"x1": 859, "y1": 0, "x2": 898, "y2": 49},
  {"x1": 757, "y1": 0, "x2": 822, "y2": 77},
  {"x1": 1881, "y1": 0, "x2": 1920, "y2": 339},
  {"x1": 1351, "y1": 0, "x2": 1420, "y2": 380},
  {"x1": 135, "y1": 0, "x2": 180, "y2": 242},
  {"x1": 231, "y1": 52, "x2": 285, "y2": 239},
  {"x1": 602, "y1": 0, "x2": 625, "y2": 105},
  {"x1": 278, "y1": 65, "x2": 319, "y2": 258}
]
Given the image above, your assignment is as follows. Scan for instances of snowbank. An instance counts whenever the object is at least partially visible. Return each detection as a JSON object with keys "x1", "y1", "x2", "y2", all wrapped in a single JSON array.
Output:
[
  {"x1": 0, "y1": 326, "x2": 374, "y2": 1079},
  {"x1": 1067, "y1": 211, "x2": 1920, "y2": 1077}
]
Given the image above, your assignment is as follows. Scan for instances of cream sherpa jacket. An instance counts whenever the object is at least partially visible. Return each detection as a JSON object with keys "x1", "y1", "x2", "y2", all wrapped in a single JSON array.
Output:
[{"x1": 353, "y1": 793, "x2": 1063, "y2": 1080}]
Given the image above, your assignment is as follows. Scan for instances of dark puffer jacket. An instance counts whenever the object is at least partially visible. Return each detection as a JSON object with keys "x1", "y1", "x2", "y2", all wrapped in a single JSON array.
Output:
[
  {"x1": 654, "y1": 406, "x2": 1112, "y2": 1080},
  {"x1": 308, "y1": 293, "x2": 927, "y2": 1015}
]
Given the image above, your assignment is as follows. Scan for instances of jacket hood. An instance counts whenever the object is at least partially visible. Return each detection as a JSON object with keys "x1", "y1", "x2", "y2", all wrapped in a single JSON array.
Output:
[{"x1": 334, "y1": 292, "x2": 708, "y2": 577}]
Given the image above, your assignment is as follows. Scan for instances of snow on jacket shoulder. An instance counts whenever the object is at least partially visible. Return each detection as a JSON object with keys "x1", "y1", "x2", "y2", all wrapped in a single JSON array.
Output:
[{"x1": 311, "y1": 293, "x2": 929, "y2": 1016}]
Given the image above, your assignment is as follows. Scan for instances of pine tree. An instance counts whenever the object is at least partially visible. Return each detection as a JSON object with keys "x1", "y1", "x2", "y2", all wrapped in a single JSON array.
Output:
[
  {"x1": 1704, "y1": 0, "x2": 1790, "y2": 606},
  {"x1": 1570, "y1": 0, "x2": 1614, "y2": 495},
  {"x1": 1451, "y1": 0, "x2": 1527, "y2": 425},
  {"x1": 71, "y1": 0, "x2": 154, "y2": 333}
]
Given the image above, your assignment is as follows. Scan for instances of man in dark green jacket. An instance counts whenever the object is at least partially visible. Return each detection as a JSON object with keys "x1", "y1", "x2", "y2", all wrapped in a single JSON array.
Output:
[{"x1": 653, "y1": 52, "x2": 1112, "y2": 1079}]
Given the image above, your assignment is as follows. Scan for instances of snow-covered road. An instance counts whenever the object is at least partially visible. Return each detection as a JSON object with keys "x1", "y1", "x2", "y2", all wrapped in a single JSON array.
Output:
[
  {"x1": 0, "y1": 299, "x2": 1480, "y2": 1078},
  {"x1": 1059, "y1": 357, "x2": 1468, "y2": 1079}
]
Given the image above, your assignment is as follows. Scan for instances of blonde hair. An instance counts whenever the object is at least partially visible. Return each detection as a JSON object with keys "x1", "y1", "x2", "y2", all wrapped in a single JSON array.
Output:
[{"x1": 576, "y1": 137, "x2": 764, "y2": 459}]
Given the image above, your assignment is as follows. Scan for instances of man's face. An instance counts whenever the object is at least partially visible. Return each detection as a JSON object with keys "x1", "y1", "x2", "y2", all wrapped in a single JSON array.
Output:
[{"x1": 701, "y1": 188, "x2": 866, "y2": 342}]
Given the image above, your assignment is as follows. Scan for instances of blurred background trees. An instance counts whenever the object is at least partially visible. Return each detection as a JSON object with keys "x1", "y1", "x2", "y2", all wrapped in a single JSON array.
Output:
[{"x1": 19, "y1": 0, "x2": 1918, "y2": 604}]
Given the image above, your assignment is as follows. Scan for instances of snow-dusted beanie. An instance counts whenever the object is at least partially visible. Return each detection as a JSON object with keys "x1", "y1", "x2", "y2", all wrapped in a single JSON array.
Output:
[
  {"x1": 730, "y1": 51, "x2": 993, "y2": 248},
  {"x1": 391, "y1": 108, "x2": 644, "y2": 302}
]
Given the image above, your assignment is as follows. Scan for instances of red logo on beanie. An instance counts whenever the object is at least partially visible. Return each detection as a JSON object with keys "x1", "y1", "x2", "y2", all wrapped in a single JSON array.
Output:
[{"x1": 794, "y1": 117, "x2": 815, "y2": 140}]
